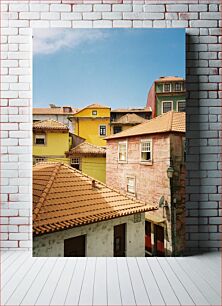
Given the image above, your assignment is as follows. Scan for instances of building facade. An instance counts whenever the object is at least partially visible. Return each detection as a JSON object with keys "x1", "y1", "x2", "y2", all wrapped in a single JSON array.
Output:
[
  {"x1": 146, "y1": 76, "x2": 186, "y2": 118},
  {"x1": 70, "y1": 103, "x2": 111, "y2": 147},
  {"x1": 33, "y1": 119, "x2": 70, "y2": 164},
  {"x1": 33, "y1": 162, "x2": 157, "y2": 257},
  {"x1": 110, "y1": 113, "x2": 148, "y2": 135},
  {"x1": 106, "y1": 111, "x2": 186, "y2": 256}
]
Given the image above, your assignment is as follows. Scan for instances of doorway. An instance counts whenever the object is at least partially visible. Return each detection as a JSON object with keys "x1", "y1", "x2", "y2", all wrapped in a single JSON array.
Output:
[
  {"x1": 154, "y1": 224, "x2": 165, "y2": 256},
  {"x1": 114, "y1": 223, "x2": 126, "y2": 257}
]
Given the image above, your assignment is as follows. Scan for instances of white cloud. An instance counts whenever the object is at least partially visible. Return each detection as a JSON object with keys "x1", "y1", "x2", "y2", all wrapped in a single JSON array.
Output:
[{"x1": 33, "y1": 29, "x2": 107, "y2": 55}]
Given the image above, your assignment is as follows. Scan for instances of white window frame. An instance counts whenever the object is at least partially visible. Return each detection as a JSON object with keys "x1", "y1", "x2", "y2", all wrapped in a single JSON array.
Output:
[
  {"x1": 92, "y1": 110, "x2": 97, "y2": 116},
  {"x1": 99, "y1": 124, "x2": 107, "y2": 136},
  {"x1": 118, "y1": 141, "x2": 127, "y2": 162},
  {"x1": 126, "y1": 176, "x2": 136, "y2": 194},
  {"x1": 177, "y1": 100, "x2": 186, "y2": 112},
  {"x1": 175, "y1": 82, "x2": 182, "y2": 92},
  {"x1": 163, "y1": 83, "x2": 171, "y2": 93},
  {"x1": 140, "y1": 139, "x2": 152, "y2": 163},
  {"x1": 34, "y1": 134, "x2": 46, "y2": 145},
  {"x1": 161, "y1": 101, "x2": 173, "y2": 114},
  {"x1": 71, "y1": 157, "x2": 81, "y2": 169},
  {"x1": 34, "y1": 157, "x2": 47, "y2": 164}
]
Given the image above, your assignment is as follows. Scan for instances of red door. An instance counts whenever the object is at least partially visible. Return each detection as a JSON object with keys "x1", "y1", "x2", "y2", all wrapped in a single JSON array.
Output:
[
  {"x1": 154, "y1": 225, "x2": 164, "y2": 256},
  {"x1": 145, "y1": 221, "x2": 152, "y2": 254}
]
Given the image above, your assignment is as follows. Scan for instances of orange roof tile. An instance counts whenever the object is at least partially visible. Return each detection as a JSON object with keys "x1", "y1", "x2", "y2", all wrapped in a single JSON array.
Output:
[
  {"x1": 67, "y1": 142, "x2": 106, "y2": 157},
  {"x1": 112, "y1": 113, "x2": 147, "y2": 125},
  {"x1": 33, "y1": 107, "x2": 79, "y2": 115},
  {"x1": 33, "y1": 119, "x2": 69, "y2": 131},
  {"x1": 106, "y1": 111, "x2": 185, "y2": 140},
  {"x1": 72, "y1": 103, "x2": 110, "y2": 116},
  {"x1": 33, "y1": 162, "x2": 157, "y2": 235},
  {"x1": 155, "y1": 76, "x2": 185, "y2": 83}
]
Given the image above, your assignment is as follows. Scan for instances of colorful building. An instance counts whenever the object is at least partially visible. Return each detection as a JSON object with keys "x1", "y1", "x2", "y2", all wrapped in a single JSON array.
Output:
[
  {"x1": 70, "y1": 103, "x2": 111, "y2": 147},
  {"x1": 33, "y1": 105, "x2": 79, "y2": 131},
  {"x1": 66, "y1": 141, "x2": 106, "y2": 183},
  {"x1": 110, "y1": 113, "x2": 147, "y2": 134},
  {"x1": 33, "y1": 119, "x2": 70, "y2": 164},
  {"x1": 105, "y1": 111, "x2": 186, "y2": 256},
  {"x1": 33, "y1": 162, "x2": 157, "y2": 257},
  {"x1": 146, "y1": 76, "x2": 186, "y2": 118}
]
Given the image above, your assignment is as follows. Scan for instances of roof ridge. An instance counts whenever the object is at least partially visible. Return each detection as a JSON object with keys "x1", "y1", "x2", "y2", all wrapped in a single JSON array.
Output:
[{"x1": 33, "y1": 163, "x2": 62, "y2": 221}]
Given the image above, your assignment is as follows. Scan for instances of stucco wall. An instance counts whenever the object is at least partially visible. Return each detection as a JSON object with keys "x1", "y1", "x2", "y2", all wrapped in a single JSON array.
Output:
[{"x1": 33, "y1": 213, "x2": 145, "y2": 257}]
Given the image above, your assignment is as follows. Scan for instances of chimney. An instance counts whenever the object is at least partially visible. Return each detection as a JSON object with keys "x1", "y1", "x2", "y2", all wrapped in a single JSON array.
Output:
[{"x1": 92, "y1": 180, "x2": 96, "y2": 188}]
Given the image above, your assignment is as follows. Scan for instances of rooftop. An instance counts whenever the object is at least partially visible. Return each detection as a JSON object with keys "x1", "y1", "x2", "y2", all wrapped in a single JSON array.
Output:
[
  {"x1": 106, "y1": 111, "x2": 185, "y2": 140},
  {"x1": 33, "y1": 106, "x2": 79, "y2": 115},
  {"x1": 111, "y1": 107, "x2": 152, "y2": 113},
  {"x1": 111, "y1": 113, "x2": 147, "y2": 125},
  {"x1": 155, "y1": 76, "x2": 185, "y2": 83},
  {"x1": 33, "y1": 119, "x2": 69, "y2": 131},
  {"x1": 33, "y1": 162, "x2": 157, "y2": 235},
  {"x1": 67, "y1": 141, "x2": 106, "y2": 157}
]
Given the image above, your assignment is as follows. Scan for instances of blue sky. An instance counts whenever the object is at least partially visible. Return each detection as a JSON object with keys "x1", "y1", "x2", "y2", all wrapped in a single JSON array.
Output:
[{"x1": 33, "y1": 29, "x2": 185, "y2": 109}]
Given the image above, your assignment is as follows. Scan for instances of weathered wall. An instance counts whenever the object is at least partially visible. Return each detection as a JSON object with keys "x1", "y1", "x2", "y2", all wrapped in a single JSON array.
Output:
[
  {"x1": 1, "y1": 0, "x2": 221, "y2": 253},
  {"x1": 33, "y1": 213, "x2": 145, "y2": 257}
]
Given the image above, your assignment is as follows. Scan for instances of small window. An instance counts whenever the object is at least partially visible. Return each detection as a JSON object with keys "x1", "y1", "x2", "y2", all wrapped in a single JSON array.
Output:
[
  {"x1": 141, "y1": 140, "x2": 152, "y2": 162},
  {"x1": 127, "y1": 177, "x2": 135, "y2": 194},
  {"x1": 99, "y1": 125, "x2": 106, "y2": 136},
  {"x1": 175, "y1": 83, "x2": 182, "y2": 91},
  {"x1": 177, "y1": 101, "x2": 186, "y2": 112},
  {"x1": 34, "y1": 157, "x2": 46, "y2": 164},
  {"x1": 92, "y1": 110, "x2": 97, "y2": 116},
  {"x1": 163, "y1": 83, "x2": 171, "y2": 92},
  {"x1": 162, "y1": 101, "x2": 172, "y2": 114},
  {"x1": 113, "y1": 126, "x2": 122, "y2": 134},
  {"x1": 71, "y1": 157, "x2": 80, "y2": 170},
  {"x1": 118, "y1": 142, "x2": 127, "y2": 162},
  {"x1": 35, "y1": 134, "x2": 45, "y2": 145}
]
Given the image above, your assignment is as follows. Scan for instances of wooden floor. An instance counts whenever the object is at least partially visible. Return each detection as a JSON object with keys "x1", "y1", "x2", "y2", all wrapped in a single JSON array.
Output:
[{"x1": 1, "y1": 251, "x2": 221, "y2": 306}]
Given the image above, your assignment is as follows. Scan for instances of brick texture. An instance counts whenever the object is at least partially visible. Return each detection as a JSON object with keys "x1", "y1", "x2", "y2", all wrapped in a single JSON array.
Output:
[{"x1": 0, "y1": 0, "x2": 221, "y2": 253}]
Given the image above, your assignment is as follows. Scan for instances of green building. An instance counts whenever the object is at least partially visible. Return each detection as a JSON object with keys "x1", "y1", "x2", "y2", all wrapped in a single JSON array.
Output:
[{"x1": 146, "y1": 76, "x2": 186, "y2": 118}]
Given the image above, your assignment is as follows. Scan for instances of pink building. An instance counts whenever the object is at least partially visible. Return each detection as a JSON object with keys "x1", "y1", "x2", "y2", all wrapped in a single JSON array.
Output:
[{"x1": 106, "y1": 111, "x2": 186, "y2": 256}]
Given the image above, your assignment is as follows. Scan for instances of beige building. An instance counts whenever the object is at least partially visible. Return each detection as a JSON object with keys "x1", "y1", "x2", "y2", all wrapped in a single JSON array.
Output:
[{"x1": 33, "y1": 162, "x2": 157, "y2": 257}]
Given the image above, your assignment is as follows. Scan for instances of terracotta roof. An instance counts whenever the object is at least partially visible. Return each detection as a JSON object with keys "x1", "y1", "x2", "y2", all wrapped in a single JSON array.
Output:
[
  {"x1": 33, "y1": 162, "x2": 157, "y2": 235},
  {"x1": 33, "y1": 119, "x2": 69, "y2": 131},
  {"x1": 33, "y1": 107, "x2": 79, "y2": 115},
  {"x1": 73, "y1": 103, "x2": 110, "y2": 116},
  {"x1": 111, "y1": 107, "x2": 152, "y2": 113},
  {"x1": 105, "y1": 111, "x2": 185, "y2": 140},
  {"x1": 155, "y1": 76, "x2": 185, "y2": 83},
  {"x1": 67, "y1": 141, "x2": 106, "y2": 157},
  {"x1": 112, "y1": 113, "x2": 147, "y2": 125}
]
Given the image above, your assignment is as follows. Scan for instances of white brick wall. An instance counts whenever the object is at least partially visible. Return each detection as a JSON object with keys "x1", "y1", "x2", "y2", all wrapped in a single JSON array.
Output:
[{"x1": 1, "y1": 0, "x2": 221, "y2": 253}]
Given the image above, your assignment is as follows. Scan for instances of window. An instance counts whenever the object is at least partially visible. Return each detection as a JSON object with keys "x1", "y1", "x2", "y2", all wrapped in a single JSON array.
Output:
[
  {"x1": 71, "y1": 157, "x2": 80, "y2": 170},
  {"x1": 163, "y1": 83, "x2": 171, "y2": 92},
  {"x1": 162, "y1": 101, "x2": 173, "y2": 114},
  {"x1": 175, "y1": 83, "x2": 182, "y2": 91},
  {"x1": 64, "y1": 235, "x2": 86, "y2": 257},
  {"x1": 99, "y1": 125, "x2": 106, "y2": 136},
  {"x1": 34, "y1": 157, "x2": 46, "y2": 164},
  {"x1": 113, "y1": 126, "x2": 122, "y2": 134},
  {"x1": 92, "y1": 110, "x2": 97, "y2": 116},
  {"x1": 35, "y1": 134, "x2": 45, "y2": 145},
  {"x1": 118, "y1": 141, "x2": 127, "y2": 162},
  {"x1": 177, "y1": 100, "x2": 186, "y2": 112},
  {"x1": 127, "y1": 177, "x2": 135, "y2": 194},
  {"x1": 141, "y1": 140, "x2": 152, "y2": 162}
]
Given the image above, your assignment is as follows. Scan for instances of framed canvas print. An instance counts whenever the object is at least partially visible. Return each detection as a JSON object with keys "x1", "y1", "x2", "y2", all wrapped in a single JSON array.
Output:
[{"x1": 32, "y1": 29, "x2": 185, "y2": 257}]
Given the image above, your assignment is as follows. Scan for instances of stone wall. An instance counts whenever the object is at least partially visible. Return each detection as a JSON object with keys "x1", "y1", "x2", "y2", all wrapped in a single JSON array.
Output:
[{"x1": 33, "y1": 213, "x2": 145, "y2": 257}]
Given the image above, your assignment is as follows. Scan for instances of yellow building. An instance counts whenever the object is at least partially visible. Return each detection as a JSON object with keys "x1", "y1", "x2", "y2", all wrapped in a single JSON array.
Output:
[
  {"x1": 33, "y1": 119, "x2": 70, "y2": 164},
  {"x1": 66, "y1": 141, "x2": 106, "y2": 183},
  {"x1": 70, "y1": 103, "x2": 111, "y2": 147}
]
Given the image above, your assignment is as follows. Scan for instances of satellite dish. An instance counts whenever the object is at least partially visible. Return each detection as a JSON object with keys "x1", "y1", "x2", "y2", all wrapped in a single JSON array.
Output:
[{"x1": 159, "y1": 196, "x2": 165, "y2": 207}]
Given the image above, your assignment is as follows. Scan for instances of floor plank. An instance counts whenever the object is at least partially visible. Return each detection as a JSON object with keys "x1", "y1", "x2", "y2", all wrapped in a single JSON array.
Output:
[
  {"x1": 106, "y1": 257, "x2": 122, "y2": 306},
  {"x1": 127, "y1": 257, "x2": 150, "y2": 305},
  {"x1": 167, "y1": 257, "x2": 210, "y2": 305},
  {"x1": 157, "y1": 257, "x2": 195, "y2": 305},
  {"x1": 175, "y1": 257, "x2": 221, "y2": 305},
  {"x1": 93, "y1": 257, "x2": 107, "y2": 305},
  {"x1": 116, "y1": 257, "x2": 136, "y2": 305},
  {"x1": 64, "y1": 258, "x2": 86, "y2": 306},
  {"x1": 78, "y1": 257, "x2": 96, "y2": 305},
  {"x1": 2, "y1": 251, "x2": 22, "y2": 273},
  {"x1": 147, "y1": 257, "x2": 180, "y2": 305},
  {"x1": 137, "y1": 257, "x2": 165, "y2": 305}
]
